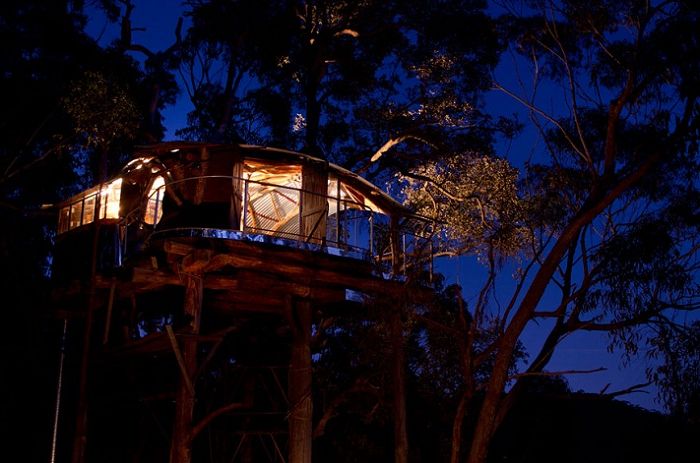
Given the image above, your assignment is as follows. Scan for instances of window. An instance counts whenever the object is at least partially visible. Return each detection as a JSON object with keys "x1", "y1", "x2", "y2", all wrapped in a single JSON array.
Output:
[
  {"x1": 144, "y1": 176, "x2": 165, "y2": 225},
  {"x1": 82, "y1": 194, "x2": 96, "y2": 225},
  {"x1": 58, "y1": 206, "x2": 70, "y2": 233},
  {"x1": 69, "y1": 201, "x2": 83, "y2": 229},
  {"x1": 57, "y1": 177, "x2": 124, "y2": 234},
  {"x1": 100, "y1": 178, "x2": 122, "y2": 219}
]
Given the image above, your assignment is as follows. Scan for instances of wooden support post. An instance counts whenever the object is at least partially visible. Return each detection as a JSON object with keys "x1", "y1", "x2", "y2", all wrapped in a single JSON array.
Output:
[
  {"x1": 170, "y1": 271, "x2": 203, "y2": 463},
  {"x1": 71, "y1": 199, "x2": 105, "y2": 463},
  {"x1": 389, "y1": 214, "x2": 408, "y2": 463},
  {"x1": 102, "y1": 279, "x2": 117, "y2": 345},
  {"x1": 194, "y1": 146, "x2": 209, "y2": 205},
  {"x1": 288, "y1": 298, "x2": 312, "y2": 463},
  {"x1": 391, "y1": 309, "x2": 408, "y2": 463},
  {"x1": 71, "y1": 299, "x2": 94, "y2": 463},
  {"x1": 390, "y1": 215, "x2": 401, "y2": 276},
  {"x1": 230, "y1": 159, "x2": 243, "y2": 230},
  {"x1": 301, "y1": 161, "x2": 328, "y2": 244}
]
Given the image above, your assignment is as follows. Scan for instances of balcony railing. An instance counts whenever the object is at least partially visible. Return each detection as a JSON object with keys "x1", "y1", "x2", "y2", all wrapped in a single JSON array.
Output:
[{"x1": 135, "y1": 175, "x2": 434, "y2": 277}]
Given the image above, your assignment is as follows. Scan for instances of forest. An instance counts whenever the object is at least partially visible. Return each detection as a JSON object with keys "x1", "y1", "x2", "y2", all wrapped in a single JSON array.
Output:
[{"x1": 1, "y1": 1, "x2": 699, "y2": 462}]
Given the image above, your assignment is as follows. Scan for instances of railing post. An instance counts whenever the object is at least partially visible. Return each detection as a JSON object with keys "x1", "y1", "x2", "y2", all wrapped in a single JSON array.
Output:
[
  {"x1": 336, "y1": 180, "x2": 341, "y2": 245},
  {"x1": 298, "y1": 189, "x2": 303, "y2": 246},
  {"x1": 153, "y1": 188, "x2": 161, "y2": 230},
  {"x1": 242, "y1": 178, "x2": 249, "y2": 232},
  {"x1": 369, "y1": 212, "x2": 374, "y2": 259}
]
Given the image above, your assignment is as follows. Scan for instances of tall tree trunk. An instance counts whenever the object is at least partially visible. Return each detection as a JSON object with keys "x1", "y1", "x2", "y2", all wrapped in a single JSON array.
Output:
[
  {"x1": 464, "y1": 174, "x2": 651, "y2": 463},
  {"x1": 71, "y1": 146, "x2": 110, "y2": 463},
  {"x1": 170, "y1": 272, "x2": 203, "y2": 463},
  {"x1": 391, "y1": 309, "x2": 408, "y2": 463},
  {"x1": 288, "y1": 298, "x2": 313, "y2": 463},
  {"x1": 449, "y1": 393, "x2": 469, "y2": 463}
]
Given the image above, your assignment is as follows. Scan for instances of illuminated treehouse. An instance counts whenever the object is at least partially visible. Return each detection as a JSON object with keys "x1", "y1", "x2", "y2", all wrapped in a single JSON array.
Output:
[{"x1": 52, "y1": 142, "x2": 433, "y2": 463}]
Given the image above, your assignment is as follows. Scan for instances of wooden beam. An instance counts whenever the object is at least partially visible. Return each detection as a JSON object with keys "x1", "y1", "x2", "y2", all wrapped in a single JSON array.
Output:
[{"x1": 166, "y1": 325, "x2": 195, "y2": 396}]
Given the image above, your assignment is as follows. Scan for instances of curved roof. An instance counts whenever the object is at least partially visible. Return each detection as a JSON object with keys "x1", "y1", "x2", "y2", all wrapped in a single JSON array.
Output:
[{"x1": 132, "y1": 142, "x2": 411, "y2": 216}]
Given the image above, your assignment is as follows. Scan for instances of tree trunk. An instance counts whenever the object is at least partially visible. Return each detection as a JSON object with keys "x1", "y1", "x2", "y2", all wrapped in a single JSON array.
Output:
[
  {"x1": 391, "y1": 309, "x2": 409, "y2": 463},
  {"x1": 288, "y1": 298, "x2": 313, "y2": 463},
  {"x1": 465, "y1": 192, "x2": 624, "y2": 463},
  {"x1": 71, "y1": 149, "x2": 109, "y2": 463},
  {"x1": 70, "y1": 295, "x2": 96, "y2": 463},
  {"x1": 170, "y1": 272, "x2": 203, "y2": 463},
  {"x1": 449, "y1": 393, "x2": 469, "y2": 463}
]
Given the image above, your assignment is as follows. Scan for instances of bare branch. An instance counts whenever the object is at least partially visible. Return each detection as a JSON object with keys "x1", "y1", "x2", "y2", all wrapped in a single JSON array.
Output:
[
  {"x1": 509, "y1": 367, "x2": 606, "y2": 380},
  {"x1": 599, "y1": 382, "x2": 652, "y2": 398},
  {"x1": 369, "y1": 135, "x2": 438, "y2": 163},
  {"x1": 190, "y1": 402, "x2": 247, "y2": 441},
  {"x1": 493, "y1": 82, "x2": 590, "y2": 165}
]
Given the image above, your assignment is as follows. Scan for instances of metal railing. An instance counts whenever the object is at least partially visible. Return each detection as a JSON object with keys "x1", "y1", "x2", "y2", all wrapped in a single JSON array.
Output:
[{"x1": 129, "y1": 175, "x2": 434, "y2": 276}]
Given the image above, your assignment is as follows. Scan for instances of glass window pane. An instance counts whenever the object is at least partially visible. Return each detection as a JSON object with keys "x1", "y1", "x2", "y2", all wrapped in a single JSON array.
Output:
[
  {"x1": 58, "y1": 207, "x2": 70, "y2": 233},
  {"x1": 83, "y1": 195, "x2": 96, "y2": 225},
  {"x1": 101, "y1": 178, "x2": 123, "y2": 219},
  {"x1": 144, "y1": 176, "x2": 165, "y2": 225},
  {"x1": 70, "y1": 202, "x2": 83, "y2": 229}
]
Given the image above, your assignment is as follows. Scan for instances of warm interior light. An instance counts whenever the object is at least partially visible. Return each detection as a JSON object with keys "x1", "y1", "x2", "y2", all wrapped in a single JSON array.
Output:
[
  {"x1": 69, "y1": 202, "x2": 82, "y2": 229},
  {"x1": 82, "y1": 194, "x2": 96, "y2": 225},
  {"x1": 101, "y1": 178, "x2": 123, "y2": 219},
  {"x1": 144, "y1": 176, "x2": 165, "y2": 225}
]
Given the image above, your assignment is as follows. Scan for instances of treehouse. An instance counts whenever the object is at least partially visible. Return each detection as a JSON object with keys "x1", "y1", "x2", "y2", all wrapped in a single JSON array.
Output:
[
  {"x1": 51, "y1": 142, "x2": 433, "y2": 463},
  {"x1": 54, "y1": 142, "x2": 431, "y2": 280}
]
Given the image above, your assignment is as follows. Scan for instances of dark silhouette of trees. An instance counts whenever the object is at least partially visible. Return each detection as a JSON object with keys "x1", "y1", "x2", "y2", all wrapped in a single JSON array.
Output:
[
  {"x1": 0, "y1": 2, "x2": 171, "y2": 461},
  {"x1": 174, "y1": 0, "x2": 501, "y2": 164}
]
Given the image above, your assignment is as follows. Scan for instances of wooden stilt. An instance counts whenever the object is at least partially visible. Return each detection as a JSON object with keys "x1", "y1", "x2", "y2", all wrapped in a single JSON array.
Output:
[
  {"x1": 71, "y1": 212, "x2": 104, "y2": 463},
  {"x1": 169, "y1": 271, "x2": 203, "y2": 463},
  {"x1": 288, "y1": 298, "x2": 312, "y2": 463},
  {"x1": 102, "y1": 279, "x2": 117, "y2": 345},
  {"x1": 391, "y1": 309, "x2": 408, "y2": 463}
]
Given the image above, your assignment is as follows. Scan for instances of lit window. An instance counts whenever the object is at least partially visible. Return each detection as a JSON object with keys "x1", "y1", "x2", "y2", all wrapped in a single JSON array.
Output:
[
  {"x1": 58, "y1": 207, "x2": 70, "y2": 233},
  {"x1": 144, "y1": 176, "x2": 165, "y2": 225},
  {"x1": 70, "y1": 201, "x2": 83, "y2": 229},
  {"x1": 82, "y1": 194, "x2": 96, "y2": 225},
  {"x1": 100, "y1": 178, "x2": 123, "y2": 219}
]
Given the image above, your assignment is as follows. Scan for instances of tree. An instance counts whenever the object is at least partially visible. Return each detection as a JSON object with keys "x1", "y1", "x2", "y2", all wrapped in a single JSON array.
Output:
[
  {"x1": 174, "y1": 0, "x2": 503, "y2": 166},
  {"x1": 0, "y1": 2, "x2": 175, "y2": 462},
  {"x1": 401, "y1": 1, "x2": 700, "y2": 462},
  {"x1": 170, "y1": 5, "x2": 502, "y2": 460}
]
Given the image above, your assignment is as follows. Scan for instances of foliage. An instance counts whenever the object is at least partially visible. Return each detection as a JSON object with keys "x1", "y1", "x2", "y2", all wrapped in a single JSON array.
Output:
[
  {"x1": 650, "y1": 321, "x2": 700, "y2": 422},
  {"x1": 62, "y1": 70, "x2": 140, "y2": 150},
  {"x1": 400, "y1": 153, "x2": 530, "y2": 257}
]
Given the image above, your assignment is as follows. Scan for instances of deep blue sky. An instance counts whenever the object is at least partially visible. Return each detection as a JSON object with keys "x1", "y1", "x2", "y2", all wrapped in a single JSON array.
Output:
[{"x1": 86, "y1": 1, "x2": 662, "y2": 412}]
